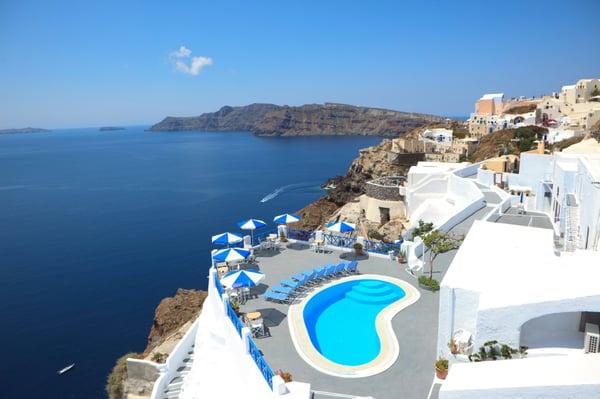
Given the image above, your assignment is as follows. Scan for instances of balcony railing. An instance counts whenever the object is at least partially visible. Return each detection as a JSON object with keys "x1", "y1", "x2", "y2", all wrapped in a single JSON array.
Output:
[
  {"x1": 363, "y1": 239, "x2": 402, "y2": 255},
  {"x1": 248, "y1": 337, "x2": 275, "y2": 390},
  {"x1": 225, "y1": 302, "x2": 243, "y2": 337},
  {"x1": 287, "y1": 228, "x2": 314, "y2": 242},
  {"x1": 323, "y1": 233, "x2": 356, "y2": 248}
]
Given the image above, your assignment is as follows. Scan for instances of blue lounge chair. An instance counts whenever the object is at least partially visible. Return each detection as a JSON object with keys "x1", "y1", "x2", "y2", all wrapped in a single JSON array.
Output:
[
  {"x1": 346, "y1": 260, "x2": 358, "y2": 274},
  {"x1": 302, "y1": 270, "x2": 317, "y2": 285},
  {"x1": 271, "y1": 285, "x2": 294, "y2": 295},
  {"x1": 292, "y1": 273, "x2": 305, "y2": 282},
  {"x1": 334, "y1": 262, "x2": 347, "y2": 275},
  {"x1": 264, "y1": 289, "x2": 289, "y2": 303},
  {"x1": 281, "y1": 279, "x2": 301, "y2": 290},
  {"x1": 313, "y1": 266, "x2": 327, "y2": 281},
  {"x1": 325, "y1": 264, "x2": 337, "y2": 278}
]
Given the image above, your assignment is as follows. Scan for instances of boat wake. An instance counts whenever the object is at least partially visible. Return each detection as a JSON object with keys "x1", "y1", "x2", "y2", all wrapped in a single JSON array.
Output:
[{"x1": 260, "y1": 182, "x2": 321, "y2": 203}]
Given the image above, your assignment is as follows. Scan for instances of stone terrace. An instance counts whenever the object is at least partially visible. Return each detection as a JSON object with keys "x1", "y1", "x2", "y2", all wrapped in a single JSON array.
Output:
[{"x1": 238, "y1": 245, "x2": 439, "y2": 399}]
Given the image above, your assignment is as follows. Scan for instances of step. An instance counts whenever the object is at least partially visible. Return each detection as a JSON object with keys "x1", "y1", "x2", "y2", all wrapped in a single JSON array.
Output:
[
  {"x1": 345, "y1": 290, "x2": 401, "y2": 304},
  {"x1": 351, "y1": 284, "x2": 394, "y2": 296},
  {"x1": 358, "y1": 280, "x2": 386, "y2": 288}
]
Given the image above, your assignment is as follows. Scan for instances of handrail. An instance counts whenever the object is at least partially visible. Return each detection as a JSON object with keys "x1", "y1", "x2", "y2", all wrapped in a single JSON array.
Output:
[
  {"x1": 248, "y1": 337, "x2": 275, "y2": 390},
  {"x1": 363, "y1": 239, "x2": 402, "y2": 255},
  {"x1": 225, "y1": 302, "x2": 243, "y2": 337},
  {"x1": 322, "y1": 233, "x2": 356, "y2": 248}
]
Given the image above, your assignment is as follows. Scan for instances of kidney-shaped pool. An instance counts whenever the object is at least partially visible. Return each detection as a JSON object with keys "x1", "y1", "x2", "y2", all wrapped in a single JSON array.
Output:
[{"x1": 288, "y1": 275, "x2": 420, "y2": 377}]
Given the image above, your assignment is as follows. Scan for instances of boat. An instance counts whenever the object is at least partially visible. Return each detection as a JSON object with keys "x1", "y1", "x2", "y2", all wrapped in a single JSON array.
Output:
[{"x1": 57, "y1": 363, "x2": 75, "y2": 375}]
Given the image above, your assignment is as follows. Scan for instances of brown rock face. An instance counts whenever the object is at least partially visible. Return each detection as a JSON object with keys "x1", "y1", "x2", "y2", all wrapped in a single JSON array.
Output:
[
  {"x1": 148, "y1": 103, "x2": 444, "y2": 136},
  {"x1": 144, "y1": 289, "x2": 207, "y2": 355}
]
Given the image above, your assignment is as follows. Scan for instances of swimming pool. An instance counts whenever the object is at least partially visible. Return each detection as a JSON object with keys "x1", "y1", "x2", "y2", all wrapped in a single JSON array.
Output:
[{"x1": 288, "y1": 274, "x2": 420, "y2": 377}]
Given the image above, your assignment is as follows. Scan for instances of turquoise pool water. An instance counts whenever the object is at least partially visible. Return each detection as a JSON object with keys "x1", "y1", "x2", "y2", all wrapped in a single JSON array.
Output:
[{"x1": 303, "y1": 279, "x2": 405, "y2": 366}]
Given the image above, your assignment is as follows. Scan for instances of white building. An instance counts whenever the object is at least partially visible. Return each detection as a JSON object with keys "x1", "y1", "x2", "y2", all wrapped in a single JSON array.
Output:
[{"x1": 421, "y1": 128, "x2": 453, "y2": 147}]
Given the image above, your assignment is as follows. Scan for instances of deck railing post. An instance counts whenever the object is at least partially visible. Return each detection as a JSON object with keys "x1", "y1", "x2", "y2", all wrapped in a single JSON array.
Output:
[
  {"x1": 241, "y1": 326, "x2": 251, "y2": 352},
  {"x1": 271, "y1": 375, "x2": 287, "y2": 396}
]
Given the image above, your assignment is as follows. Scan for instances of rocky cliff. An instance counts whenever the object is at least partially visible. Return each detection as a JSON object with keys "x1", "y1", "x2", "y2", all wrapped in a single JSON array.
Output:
[{"x1": 149, "y1": 103, "x2": 445, "y2": 136}]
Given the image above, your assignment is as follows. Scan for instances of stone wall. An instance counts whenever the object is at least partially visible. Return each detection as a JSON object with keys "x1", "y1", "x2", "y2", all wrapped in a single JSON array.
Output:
[
  {"x1": 386, "y1": 151, "x2": 426, "y2": 166},
  {"x1": 365, "y1": 178, "x2": 404, "y2": 201}
]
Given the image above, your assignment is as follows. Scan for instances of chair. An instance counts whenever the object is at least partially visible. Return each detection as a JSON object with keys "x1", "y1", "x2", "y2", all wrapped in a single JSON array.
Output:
[
  {"x1": 334, "y1": 262, "x2": 347, "y2": 275},
  {"x1": 313, "y1": 266, "x2": 327, "y2": 282},
  {"x1": 250, "y1": 318, "x2": 267, "y2": 338},
  {"x1": 345, "y1": 260, "x2": 358, "y2": 274},
  {"x1": 271, "y1": 285, "x2": 294, "y2": 295},
  {"x1": 302, "y1": 270, "x2": 317, "y2": 285},
  {"x1": 292, "y1": 273, "x2": 306, "y2": 282},
  {"x1": 324, "y1": 264, "x2": 337, "y2": 278},
  {"x1": 264, "y1": 289, "x2": 290, "y2": 303},
  {"x1": 281, "y1": 279, "x2": 301, "y2": 290}
]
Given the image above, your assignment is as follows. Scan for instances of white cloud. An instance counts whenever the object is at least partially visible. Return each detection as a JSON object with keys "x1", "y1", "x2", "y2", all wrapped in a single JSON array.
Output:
[{"x1": 169, "y1": 46, "x2": 212, "y2": 76}]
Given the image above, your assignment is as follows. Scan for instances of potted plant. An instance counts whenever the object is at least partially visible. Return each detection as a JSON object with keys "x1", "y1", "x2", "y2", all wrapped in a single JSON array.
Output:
[
  {"x1": 353, "y1": 242, "x2": 364, "y2": 257},
  {"x1": 397, "y1": 250, "x2": 407, "y2": 264},
  {"x1": 279, "y1": 230, "x2": 288, "y2": 243},
  {"x1": 230, "y1": 298, "x2": 241, "y2": 316},
  {"x1": 276, "y1": 369, "x2": 292, "y2": 383},
  {"x1": 435, "y1": 358, "x2": 449, "y2": 380},
  {"x1": 151, "y1": 352, "x2": 166, "y2": 363}
]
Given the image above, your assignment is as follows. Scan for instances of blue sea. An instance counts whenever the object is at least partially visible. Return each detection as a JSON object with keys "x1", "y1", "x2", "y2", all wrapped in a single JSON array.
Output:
[{"x1": 0, "y1": 127, "x2": 381, "y2": 399}]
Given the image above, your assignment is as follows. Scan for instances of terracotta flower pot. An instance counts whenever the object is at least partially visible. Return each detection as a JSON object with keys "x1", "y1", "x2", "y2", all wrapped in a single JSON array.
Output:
[{"x1": 435, "y1": 367, "x2": 448, "y2": 380}]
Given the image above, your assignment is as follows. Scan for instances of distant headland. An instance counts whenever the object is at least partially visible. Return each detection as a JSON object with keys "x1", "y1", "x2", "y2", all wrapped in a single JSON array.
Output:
[
  {"x1": 0, "y1": 127, "x2": 50, "y2": 134},
  {"x1": 99, "y1": 126, "x2": 126, "y2": 131},
  {"x1": 148, "y1": 103, "x2": 446, "y2": 137}
]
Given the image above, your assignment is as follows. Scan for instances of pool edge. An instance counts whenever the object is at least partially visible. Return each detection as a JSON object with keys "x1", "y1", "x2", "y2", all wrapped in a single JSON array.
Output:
[{"x1": 287, "y1": 273, "x2": 421, "y2": 378}]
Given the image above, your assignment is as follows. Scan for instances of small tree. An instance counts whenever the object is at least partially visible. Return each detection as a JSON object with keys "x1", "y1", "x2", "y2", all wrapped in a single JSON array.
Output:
[
  {"x1": 422, "y1": 230, "x2": 462, "y2": 279},
  {"x1": 412, "y1": 219, "x2": 434, "y2": 240}
]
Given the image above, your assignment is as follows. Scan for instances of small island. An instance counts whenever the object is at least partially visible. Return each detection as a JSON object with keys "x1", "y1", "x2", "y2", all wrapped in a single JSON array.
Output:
[
  {"x1": 99, "y1": 126, "x2": 126, "y2": 131},
  {"x1": 0, "y1": 127, "x2": 50, "y2": 134}
]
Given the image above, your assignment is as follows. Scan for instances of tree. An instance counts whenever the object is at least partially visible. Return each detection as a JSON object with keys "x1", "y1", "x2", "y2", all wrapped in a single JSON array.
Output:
[
  {"x1": 422, "y1": 230, "x2": 462, "y2": 279},
  {"x1": 412, "y1": 219, "x2": 434, "y2": 239},
  {"x1": 591, "y1": 87, "x2": 600, "y2": 97}
]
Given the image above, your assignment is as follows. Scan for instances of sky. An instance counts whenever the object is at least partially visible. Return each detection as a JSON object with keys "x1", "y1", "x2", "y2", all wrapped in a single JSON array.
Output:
[{"x1": 1, "y1": 0, "x2": 599, "y2": 129}]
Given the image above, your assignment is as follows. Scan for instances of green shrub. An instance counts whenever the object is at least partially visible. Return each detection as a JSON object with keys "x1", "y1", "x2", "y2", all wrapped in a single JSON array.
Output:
[{"x1": 418, "y1": 275, "x2": 440, "y2": 291}]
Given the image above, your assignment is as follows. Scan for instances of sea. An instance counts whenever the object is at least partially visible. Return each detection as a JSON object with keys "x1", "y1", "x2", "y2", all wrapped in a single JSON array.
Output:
[{"x1": 0, "y1": 127, "x2": 382, "y2": 399}]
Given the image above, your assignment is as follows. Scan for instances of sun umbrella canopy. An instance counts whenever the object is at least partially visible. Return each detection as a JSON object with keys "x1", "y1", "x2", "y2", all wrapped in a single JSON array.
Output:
[
  {"x1": 237, "y1": 219, "x2": 267, "y2": 230},
  {"x1": 211, "y1": 232, "x2": 243, "y2": 245},
  {"x1": 212, "y1": 248, "x2": 250, "y2": 262},
  {"x1": 273, "y1": 213, "x2": 300, "y2": 225},
  {"x1": 220, "y1": 269, "x2": 265, "y2": 288},
  {"x1": 326, "y1": 221, "x2": 356, "y2": 233}
]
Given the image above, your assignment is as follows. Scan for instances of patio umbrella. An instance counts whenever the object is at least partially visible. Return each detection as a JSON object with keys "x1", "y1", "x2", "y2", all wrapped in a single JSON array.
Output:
[
  {"x1": 211, "y1": 232, "x2": 243, "y2": 246},
  {"x1": 326, "y1": 221, "x2": 356, "y2": 233},
  {"x1": 273, "y1": 213, "x2": 301, "y2": 225},
  {"x1": 220, "y1": 269, "x2": 265, "y2": 288},
  {"x1": 212, "y1": 248, "x2": 250, "y2": 263},
  {"x1": 237, "y1": 218, "x2": 267, "y2": 244}
]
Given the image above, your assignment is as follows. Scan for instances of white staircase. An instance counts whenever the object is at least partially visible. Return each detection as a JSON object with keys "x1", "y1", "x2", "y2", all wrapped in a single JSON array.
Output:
[
  {"x1": 563, "y1": 194, "x2": 580, "y2": 252},
  {"x1": 161, "y1": 345, "x2": 195, "y2": 399}
]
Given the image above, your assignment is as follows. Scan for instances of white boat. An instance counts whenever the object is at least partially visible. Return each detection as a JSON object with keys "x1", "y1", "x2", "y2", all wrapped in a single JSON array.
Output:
[{"x1": 57, "y1": 363, "x2": 75, "y2": 375}]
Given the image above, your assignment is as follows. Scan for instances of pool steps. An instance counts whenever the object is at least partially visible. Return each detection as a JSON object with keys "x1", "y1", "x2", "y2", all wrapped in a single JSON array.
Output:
[{"x1": 344, "y1": 281, "x2": 403, "y2": 305}]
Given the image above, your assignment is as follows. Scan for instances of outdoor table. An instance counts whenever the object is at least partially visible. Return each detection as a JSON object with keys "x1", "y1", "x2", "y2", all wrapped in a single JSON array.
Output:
[
  {"x1": 246, "y1": 311, "x2": 262, "y2": 321},
  {"x1": 267, "y1": 234, "x2": 277, "y2": 241}
]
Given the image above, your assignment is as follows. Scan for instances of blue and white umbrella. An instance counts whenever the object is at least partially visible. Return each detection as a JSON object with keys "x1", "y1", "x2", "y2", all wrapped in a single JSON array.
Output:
[
  {"x1": 212, "y1": 248, "x2": 250, "y2": 263},
  {"x1": 220, "y1": 269, "x2": 265, "y2": 288},
  {"x1": 237, "y1": 218, "x2": 267, "y2": 244},
  {"x1": 326, "y1": 221, "x2": 356, "y2": 233},
  {"x1": 211, "y1": 232, "x2": 243, "y2": 246},
  {"x1": 273, "y1": 213, "x2": 301, "y2": 225},
  {"x1": 238, "y1": 218, "x2": 267, "y2": 230}
]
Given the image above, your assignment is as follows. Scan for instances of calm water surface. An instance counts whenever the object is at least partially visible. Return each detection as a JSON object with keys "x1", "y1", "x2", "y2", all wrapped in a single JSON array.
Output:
[{"x1": 0, "y1": 127, "x2": 381, "y2": 399}]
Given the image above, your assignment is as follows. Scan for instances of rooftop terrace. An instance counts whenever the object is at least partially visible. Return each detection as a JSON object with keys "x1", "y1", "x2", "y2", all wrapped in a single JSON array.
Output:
[{"x1": 238, "y1": 244, "x2": 439, "y2": 399}]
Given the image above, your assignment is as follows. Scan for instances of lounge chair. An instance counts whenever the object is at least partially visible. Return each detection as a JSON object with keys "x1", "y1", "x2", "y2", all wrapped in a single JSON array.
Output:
[
  {"x1": 324, "y1": 264, "x2": 337, "y2": 278},
  {"x1": 334, "y1": 262, "x2": 347, "y2": 275},
  {"x1": 313, "y1": 266, "x2": 327, "y2": 281},
  {"x1": 271, "y1": 285, "x2": 294, "y2": 295},
  {"x1": 302, "y1": 270, "x2": 317, "y2": 285},
  {"x1": 292, "y1": 273, "x2": 306, "y2": 282},
  {"x1": 345, "y1": 260, "x2": 358, "y2": 274},
  {"x1": 281, "y1": 279, "x2": 301, "y2": 290},
  {"x1": 264, "y1": 289, "x2": 290, "y2": 303}
]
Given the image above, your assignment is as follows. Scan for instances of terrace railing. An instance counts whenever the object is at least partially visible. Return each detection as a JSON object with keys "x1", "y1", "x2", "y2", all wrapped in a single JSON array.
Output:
[
  {"x1": 248, "y1": 337, "x2": 275, "y2": 390},
  {"x1": 225, "y1": 302, "x2": 244, "y2": 337},
  {"x1": 287, "y1": 228, "x2": 314, "y2": 242},
  {"x1": 214, "y1": 271, "x2": 224, "y2": 296},
  {"x1": 363, "y1": 239, "x2": 402, "y2": 255},
  {"x1": 252, "y1": 227, "x2": 278, "y2": 246},
  {"x1": 322, "y1": 233, "x2": 356, "y2": 249}
]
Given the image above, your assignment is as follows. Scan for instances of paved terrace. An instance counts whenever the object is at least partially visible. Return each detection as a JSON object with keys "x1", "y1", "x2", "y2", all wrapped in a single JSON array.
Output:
[{"x1": 238, "y1": 245, "x2": 438, "y2": 399}]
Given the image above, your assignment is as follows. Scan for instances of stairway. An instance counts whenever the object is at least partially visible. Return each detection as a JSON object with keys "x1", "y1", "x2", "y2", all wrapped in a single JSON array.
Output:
[
  {"x1": 344, "y1": 280, "x2": 403, "y2": 305},
  {"x1": 161, "y1": 345, "x2": 195, "y2": 399},
  {"x1": 564, "y1": 194, "x2": 580, "y2": 252}
]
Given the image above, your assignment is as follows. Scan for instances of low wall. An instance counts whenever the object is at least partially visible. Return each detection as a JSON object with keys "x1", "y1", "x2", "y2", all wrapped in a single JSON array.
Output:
[{"x1": 365, "y1": 180, "x2": 403, "y2": 201}]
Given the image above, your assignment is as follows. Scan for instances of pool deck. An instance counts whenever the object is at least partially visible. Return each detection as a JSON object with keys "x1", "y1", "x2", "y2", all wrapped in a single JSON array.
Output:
[{"x1": 239, "y1": 245, "x2": 439, "y2": 399}]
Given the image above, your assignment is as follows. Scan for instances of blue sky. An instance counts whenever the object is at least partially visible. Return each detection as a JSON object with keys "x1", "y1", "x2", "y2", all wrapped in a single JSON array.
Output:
[{"x1": 1, "y1": 0, "x2": 599, "y2": 129}]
